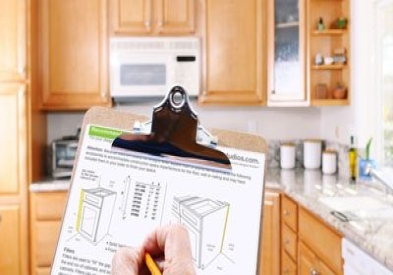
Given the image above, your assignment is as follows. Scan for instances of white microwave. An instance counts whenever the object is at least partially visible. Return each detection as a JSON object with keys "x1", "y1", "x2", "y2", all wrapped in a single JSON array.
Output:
[{"x1": 109, "y1": 37, "x2": 200, "y2": 100}]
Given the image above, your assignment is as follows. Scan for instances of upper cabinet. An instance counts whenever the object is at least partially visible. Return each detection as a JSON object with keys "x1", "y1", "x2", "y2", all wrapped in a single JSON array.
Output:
[
  {"x1": 307, "y1": 0, "x2": 350, "y2": 106},
  {"x1": 110, "y1": 0, "x2": 195, "y2": 35},
  {"x1": 267, "y1": 0, "x2": 307, "y2": 106},
  {"x1": 199, "y1": 0, "x2": 267, "y2": 105},
  {"x1": 0, "y1": 0, "x2": 27, "y2": 81},
  {"x1": 39, "y1": 0, "x2": 111, "y2": 110}
]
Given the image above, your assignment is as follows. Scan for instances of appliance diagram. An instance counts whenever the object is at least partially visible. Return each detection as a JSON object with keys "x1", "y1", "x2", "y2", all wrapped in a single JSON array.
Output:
[{"x1": 172, "y1": 196, "x2": 232, "y2": 270}]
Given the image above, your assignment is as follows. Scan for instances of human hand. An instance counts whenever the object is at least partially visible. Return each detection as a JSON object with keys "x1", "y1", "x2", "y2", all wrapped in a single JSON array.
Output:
[{"x1": 111, "y1": 224, "x2": 196, "y2": 275}]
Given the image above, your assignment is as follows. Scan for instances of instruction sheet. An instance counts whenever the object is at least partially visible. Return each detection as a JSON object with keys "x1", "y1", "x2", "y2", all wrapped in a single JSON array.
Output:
[{"x1": 51, "y1": 124, "x2": 266, "y2": 275}]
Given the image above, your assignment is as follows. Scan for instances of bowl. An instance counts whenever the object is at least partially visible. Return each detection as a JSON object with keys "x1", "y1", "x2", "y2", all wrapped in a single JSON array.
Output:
[{"x1": 333, "y1": 86, "x2": 347, "y2": 99}]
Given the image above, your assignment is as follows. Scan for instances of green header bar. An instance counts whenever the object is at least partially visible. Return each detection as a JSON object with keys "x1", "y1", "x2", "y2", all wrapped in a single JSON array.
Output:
[{"x1": 88, "y1": 125, "x2": 122, "y2": 140}]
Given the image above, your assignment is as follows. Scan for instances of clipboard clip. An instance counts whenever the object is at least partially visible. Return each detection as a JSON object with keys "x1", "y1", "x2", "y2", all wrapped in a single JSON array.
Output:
[{"x1": 112, "y1": 86, "x2": 231, "y2": 169}]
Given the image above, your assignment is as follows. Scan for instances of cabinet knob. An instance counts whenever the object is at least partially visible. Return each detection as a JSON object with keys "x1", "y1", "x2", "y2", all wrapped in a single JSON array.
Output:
[
  {"x1": 145, "y1": 21, "x2": 151, "y2": 27},
  {"x1": 283, "y1": 210, "x2": 289, "y2": 215},
  {"x1": 157, "y1": 21, "x2": 163, "y2": 26},
  {"x1": 283, "y1": 239, "x2": 290, "y2": 245},
  {"x1": 310, "y1": 268, "x2": 318, "y2": 275}
]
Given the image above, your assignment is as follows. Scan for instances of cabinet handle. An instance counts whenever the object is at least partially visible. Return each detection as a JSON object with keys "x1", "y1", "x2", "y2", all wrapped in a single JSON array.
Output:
[
  {"x1": 310, "y1": 268, "x2": 318, "y2": 275},
  {"x1": 0, "y1": 214, "x2": 2, "y2": 223}
]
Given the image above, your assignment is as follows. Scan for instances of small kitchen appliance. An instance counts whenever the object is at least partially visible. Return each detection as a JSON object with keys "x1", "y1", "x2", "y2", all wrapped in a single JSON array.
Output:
[{"x1": 52, "y1": 136, "x2": 79, "y2": 178}]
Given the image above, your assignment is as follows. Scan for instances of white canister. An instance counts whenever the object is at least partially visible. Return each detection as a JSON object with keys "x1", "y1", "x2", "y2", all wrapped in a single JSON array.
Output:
[
  {"x1": 280, "y1": 143, "x2": 296, "y2": 169},
  {"x1": 322, "y1": 150, "x2": 337, "y2": 174},
  {"x1": 303, "y1": 139, "x2": 322, "y2": 169}
]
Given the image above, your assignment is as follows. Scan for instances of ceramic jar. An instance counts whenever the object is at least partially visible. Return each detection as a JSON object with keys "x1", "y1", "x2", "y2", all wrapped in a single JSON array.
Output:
[
  {"x1": 303, "y1": 139, "x2": 322, "y2": 169},
  {"x1": 322, "y1": 150, "x2": 337, "y2": 174},
  {"x1": 280, "y1": 143, "x2": 296, "y2": 169}
]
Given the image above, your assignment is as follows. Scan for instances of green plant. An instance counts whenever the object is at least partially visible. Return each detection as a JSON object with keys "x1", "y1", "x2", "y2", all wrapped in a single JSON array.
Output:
[{"x1": 366, "y1": 137, "x2": 373, "y2": 160}]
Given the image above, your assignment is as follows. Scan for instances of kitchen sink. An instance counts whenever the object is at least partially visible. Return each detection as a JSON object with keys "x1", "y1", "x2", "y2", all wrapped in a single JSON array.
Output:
[{"x1": 319, "y1": 196, "x2": 393, "y2": 224}]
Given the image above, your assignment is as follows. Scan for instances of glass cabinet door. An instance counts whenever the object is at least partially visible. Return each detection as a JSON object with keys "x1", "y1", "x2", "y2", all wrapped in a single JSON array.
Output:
[{"x1": 268, "y1": 0, "x2": 306, "y2": 104}]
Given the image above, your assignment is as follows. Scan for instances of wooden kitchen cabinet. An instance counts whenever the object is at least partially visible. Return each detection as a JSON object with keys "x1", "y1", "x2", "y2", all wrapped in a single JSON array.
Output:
[
  {"x1": 199, "y1": 0, "x2": 267, "y2": 105},
  {"x1": 280, "y1": 195, "x2": 343, "y2": 275},
  {"x1": 298, "y1": 206, "x2": 343, "y2": 274},
  {"x1": 0, "y1": 205, "x2": 22, "y2": 274},
  {"x1": 0, "y1": 0, "x2": 27, "y2": 81},
  {"x1": 110, "y1": 0, "x2": 195, "y2": 35},
  {"x1": 307, "y1": 0, "x2": 350, "y2": 106},
  {"x1": 0, "y1": 84, "x2": 29, "y2": 275},
  {"x1": 267, "y1": 0, "x2": 307, "y2": 106},
  {"x1": 0, "y1": 84, "x2": 26, "y2": 195},
  {"x1": 1, "y1": 1, "x2": 46, "y2": 274},
  {"x1": 280, "y1": 194, "x2": 298, "y2": 275},
  {"x1": 30, "y1": 191, "x2": 68, "y2": 275},
  {"x1": 38, "y1": 0, "x2": 111, "y2": 110},
  {"x1": 259, "y1": 190, "x2": 280, "y2": 275},
  {"x1": 298, "y1": 242, "x2": 335, "y2": 275}
]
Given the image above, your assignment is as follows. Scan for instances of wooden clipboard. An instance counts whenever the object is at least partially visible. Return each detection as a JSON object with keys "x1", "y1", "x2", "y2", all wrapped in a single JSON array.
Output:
[{"x1": 54, "y1": 86, "x2": 267, "y2": 275}]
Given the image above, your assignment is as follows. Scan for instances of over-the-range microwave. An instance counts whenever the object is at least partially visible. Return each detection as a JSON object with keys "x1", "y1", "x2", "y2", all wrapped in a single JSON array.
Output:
[{"x1": 109, "y1": 37, "x2": 200, "y2": 100}]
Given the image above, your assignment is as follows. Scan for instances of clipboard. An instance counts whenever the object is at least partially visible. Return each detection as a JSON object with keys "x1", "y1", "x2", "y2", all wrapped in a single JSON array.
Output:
[{"x1": 51, "y1": 86, "x2": 267, "y2": 275}]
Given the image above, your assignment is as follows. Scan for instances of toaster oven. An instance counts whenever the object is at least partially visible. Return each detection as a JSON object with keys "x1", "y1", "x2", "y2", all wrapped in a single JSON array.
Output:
[{"x1": 52, "y1": 139, "x2": 79, "y2": 178}]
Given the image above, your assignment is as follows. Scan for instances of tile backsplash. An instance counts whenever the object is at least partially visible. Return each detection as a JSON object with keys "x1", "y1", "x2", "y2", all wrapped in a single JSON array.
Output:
[{"x1": 267, "y1": 139, "x2": 350, "y2": 178}]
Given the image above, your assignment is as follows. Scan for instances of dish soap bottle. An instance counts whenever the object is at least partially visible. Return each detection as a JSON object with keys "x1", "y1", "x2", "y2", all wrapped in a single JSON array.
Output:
[{"x1": 349, "y1": 135, "x2": 357, "y2": 183}]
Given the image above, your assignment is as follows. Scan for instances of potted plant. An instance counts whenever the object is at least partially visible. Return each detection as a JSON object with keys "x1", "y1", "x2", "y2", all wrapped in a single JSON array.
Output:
[{"x1": 359, "y1": 138, "x2": 376, "y2": 181}]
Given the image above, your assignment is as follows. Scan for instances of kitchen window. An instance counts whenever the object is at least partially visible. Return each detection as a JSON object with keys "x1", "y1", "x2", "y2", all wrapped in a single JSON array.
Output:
[{"x1": 375, "y1": 0, "x2": 393, "y2": 166}]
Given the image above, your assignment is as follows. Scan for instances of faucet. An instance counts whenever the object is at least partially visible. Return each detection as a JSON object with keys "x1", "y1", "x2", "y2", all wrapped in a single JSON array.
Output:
[{"x1": 365, "y1": 165, "x2": 393, "y2": 193}]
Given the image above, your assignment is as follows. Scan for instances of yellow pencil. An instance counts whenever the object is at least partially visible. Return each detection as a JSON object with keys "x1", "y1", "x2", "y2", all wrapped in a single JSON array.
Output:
[{"x1": 145, "y1": 253, "x2": 162, "y2": 275}]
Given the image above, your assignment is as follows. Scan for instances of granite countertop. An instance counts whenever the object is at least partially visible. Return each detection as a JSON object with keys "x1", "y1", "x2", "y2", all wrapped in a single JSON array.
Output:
[
  {"x1": 266, "y1": 168, "x2": 393, "y2": 272},
  {"x1": 31, "y1": 168, "x2": 393, "y2": 271}
]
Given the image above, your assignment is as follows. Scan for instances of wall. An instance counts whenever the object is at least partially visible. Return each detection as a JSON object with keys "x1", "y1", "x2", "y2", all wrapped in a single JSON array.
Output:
[
  {"x1": 47, "y1": 101, "x2": 322, "y2": 143},
  {"x1": 320, "y1": 0, "x2": 381, "y2": 159}
]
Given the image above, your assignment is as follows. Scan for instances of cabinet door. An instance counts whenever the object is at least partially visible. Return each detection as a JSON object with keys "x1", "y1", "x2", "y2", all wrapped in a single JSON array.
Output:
[
  {"x1": 0, "y1": 84, "x2": 26, "y2": 195},
  {"x1": 298, "y1": 242, "x2": 317, "y2": 275},
  {"x1": 39, "y1": 0, "x2": 111, "y2": 110},
  {"x1": 259, "y1": 191, "x2": 280, "y2": 275},
  {"x1": 0, "y1": 0, "x2": 27, "y2": 81},
  {"x1": 155, "y1": 0, "x2": 195, "y2": 34},
  {"x1": 267, "y1": 0, "x2": 307, "y2": 105},
  {"x1": 110, "y1": 0, "x2": 153, "y2": 34},
  {"x1": 200, "y1": 0, "x2": 267, "y2": 105},
  {"x1": 0, "y1": 205, "x2": 22, "y2": 275},
  {"x1": 298, "y1": 242, "x2": 336, "y2": 275}
]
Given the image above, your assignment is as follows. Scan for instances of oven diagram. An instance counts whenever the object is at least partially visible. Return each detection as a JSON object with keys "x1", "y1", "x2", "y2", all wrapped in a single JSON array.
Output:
[
  {"x1": 76, "y1": 187, "x2": 117, "y2": 244},
  {"x1": 172, "y1": 196, "x2": 230, "y2": 270}
]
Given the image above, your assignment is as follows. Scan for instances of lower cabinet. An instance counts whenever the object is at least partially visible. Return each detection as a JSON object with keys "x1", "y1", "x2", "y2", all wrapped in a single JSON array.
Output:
[
  {"x1": 259, "y1": 190, "x2": 280, "y2": 275},
  {"x1": 298, "y1": 206, "x2": 343, "y2": 275},
  {"x1": 298, "y1": 242, "x2": 335, "y2": 275},
  {"x1": 29, "y1": 191, "x2": 68, "y2": 275},
  {"x1": 280, "y1": 194, "x2": 343, "y2": 275},
  {"x1": 0, "y1": 205, "x2": 22, "y2": 274}
]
